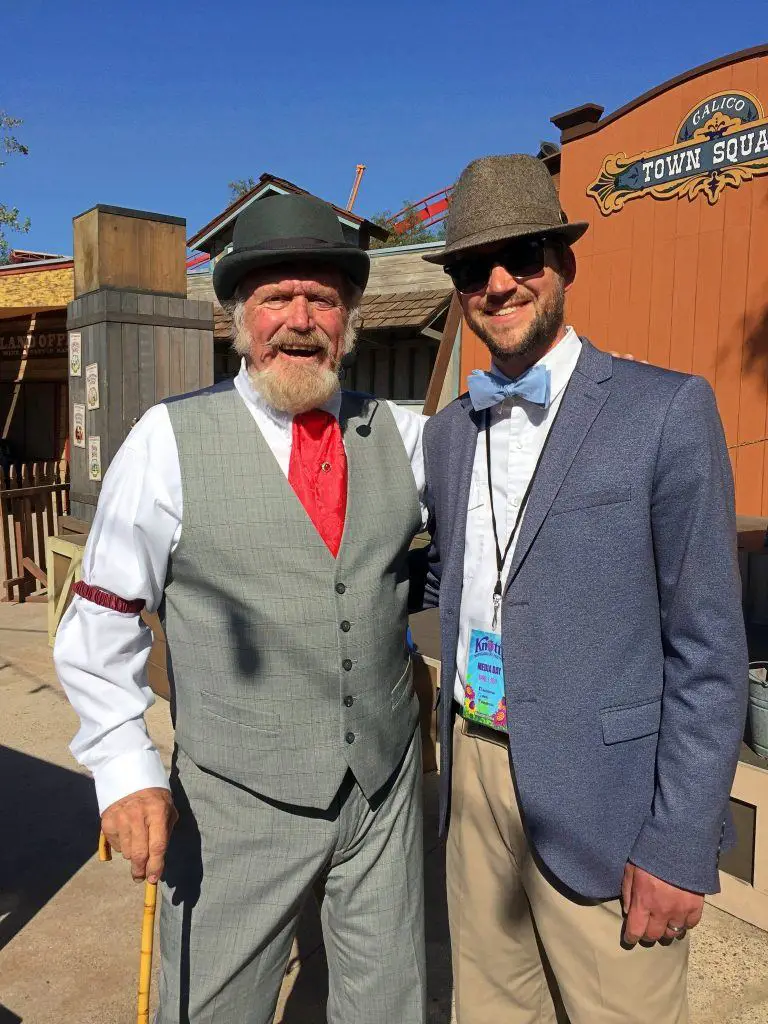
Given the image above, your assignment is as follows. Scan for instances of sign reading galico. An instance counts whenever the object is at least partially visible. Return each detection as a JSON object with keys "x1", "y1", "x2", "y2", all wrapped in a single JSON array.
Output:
[{"x1": 587, "y1": 91, "x2": 768, "y2": 215}]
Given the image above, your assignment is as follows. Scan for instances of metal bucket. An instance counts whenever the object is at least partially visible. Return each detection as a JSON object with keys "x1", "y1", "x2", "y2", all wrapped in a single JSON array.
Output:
[{"x1": 748, "y1": 661, "x2": 768, "y2": 758}]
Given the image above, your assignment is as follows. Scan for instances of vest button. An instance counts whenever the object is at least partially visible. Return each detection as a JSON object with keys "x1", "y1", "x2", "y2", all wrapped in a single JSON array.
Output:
[
  {"x1": 340, "y1": 620, "x2": 351, "y2": 632},
  {"x1": 344, "y1": 695, "x2": 354, "y2": 707},
  {"x1": 345, "y1": 731, "x2": 355, "y2": 744},
  {"x1": 335, "y1": 583, "x2": 346, "y2": 595},
  {"x1": 342, "y1": 659, "x2": 353, "y2": 671}
]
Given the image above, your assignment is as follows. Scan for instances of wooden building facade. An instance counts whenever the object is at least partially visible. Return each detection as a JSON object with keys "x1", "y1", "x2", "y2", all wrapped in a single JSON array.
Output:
[
  {"x1": 556, "y1": 45, "x2": 768, "y2": 516},
  {"x1": 0, "y1": 255, "x2": 74, "y2": 465},
  {"x1": 457, "y1": 46, "x2": 768, "y2": 516},
  {"x1": 344, "y1": 242, "x2": 450, "y2": 411},
  {"x1": 459, "y1": 45, "x2": 768, "y2": 516}
]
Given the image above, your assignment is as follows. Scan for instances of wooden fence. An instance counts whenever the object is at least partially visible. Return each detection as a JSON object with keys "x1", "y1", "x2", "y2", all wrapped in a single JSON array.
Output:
[{"x1": 0, "y1": 461, "x2": 70, "y2": 602}]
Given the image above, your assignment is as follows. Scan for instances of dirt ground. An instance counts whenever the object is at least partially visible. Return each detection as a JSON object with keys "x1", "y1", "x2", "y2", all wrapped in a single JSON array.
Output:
[{"x1": 1, "y1": 601, "x2": 767, "y2": 1023}]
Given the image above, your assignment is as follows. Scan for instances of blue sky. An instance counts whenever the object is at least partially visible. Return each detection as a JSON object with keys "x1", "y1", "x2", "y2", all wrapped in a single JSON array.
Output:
[{"x1": 2, "y1": 1, "x2": 765, "y2": 256}]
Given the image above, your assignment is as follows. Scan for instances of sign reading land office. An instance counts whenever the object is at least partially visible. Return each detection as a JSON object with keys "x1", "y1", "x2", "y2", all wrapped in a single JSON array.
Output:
[
  {"x1": 588, "y1": 91, "x2": 768, "y2": 214},
  {"x1": 0, "y1": 330, "x2": 69, "y2": 359}
]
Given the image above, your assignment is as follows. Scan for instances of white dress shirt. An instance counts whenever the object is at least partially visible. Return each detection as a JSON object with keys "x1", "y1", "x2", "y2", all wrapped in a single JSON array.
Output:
[
  {"x1": 54, "y1": 360, "x2": 427, "y2": 812},
  {"x1": 453, "y1": 329, "x2": 582, "y2": 705}
]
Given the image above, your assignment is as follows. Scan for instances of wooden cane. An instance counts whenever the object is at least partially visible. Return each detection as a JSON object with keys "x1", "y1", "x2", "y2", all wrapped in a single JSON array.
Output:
[
  {"x1": 98, "y1": 831, "x2": 112, "y2": 861},
  {"x1": 137, "y1": 879, "x2": 158, "y2": 1024},
  {"x1": 99, "y1": 831, "x2": 158, "y2": 1024}
]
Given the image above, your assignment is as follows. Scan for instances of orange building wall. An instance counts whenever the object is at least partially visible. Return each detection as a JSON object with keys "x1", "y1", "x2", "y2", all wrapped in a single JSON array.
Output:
[
  {"x1": 558, "y1": 52, "x2": 768, "y2": 516},
  {"x1": 459, "y1": 319, "x2": 489, "y2": 386}
]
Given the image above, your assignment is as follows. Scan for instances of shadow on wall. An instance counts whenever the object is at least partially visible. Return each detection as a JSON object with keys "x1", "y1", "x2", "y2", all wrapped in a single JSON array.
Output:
[
  {"x1": 742, "y1": 193, "x2": 768, "y2": 378},
  {"x1": 0, "y1": 746, "x2": 99, "y2": 951},
  {"x1": 743, "y1": 301, "x2": 768, "y2": 377}
]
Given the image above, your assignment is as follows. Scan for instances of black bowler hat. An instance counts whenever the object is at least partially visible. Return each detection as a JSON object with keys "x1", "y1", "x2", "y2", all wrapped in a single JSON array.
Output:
[{"x1": 213, "y1": 193, "x2": 370, "y2": 301}]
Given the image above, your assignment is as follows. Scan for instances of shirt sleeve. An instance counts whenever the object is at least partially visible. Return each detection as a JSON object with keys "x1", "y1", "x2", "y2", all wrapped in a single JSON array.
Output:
[
  {"x1": 386, "y1": 402, "x2": 428, "y2": 528},
  {"x1": 53, "y1": 404, "x2": 183, "y2": 813}
]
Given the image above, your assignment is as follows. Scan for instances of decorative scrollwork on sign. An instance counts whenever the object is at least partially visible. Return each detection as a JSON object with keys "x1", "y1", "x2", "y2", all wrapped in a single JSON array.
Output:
[
  {"x1": 587, "y1": 91, "x2": 768, "y2": 216},
  {"x1": 587, "y1": 154, "x2": 636, "y2": 214}
]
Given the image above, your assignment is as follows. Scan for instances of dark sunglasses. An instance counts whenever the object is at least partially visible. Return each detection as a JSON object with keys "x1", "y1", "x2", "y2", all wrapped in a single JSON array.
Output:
[{"x1": 444, "y1": 236, "x2": 557, "y2": 293}]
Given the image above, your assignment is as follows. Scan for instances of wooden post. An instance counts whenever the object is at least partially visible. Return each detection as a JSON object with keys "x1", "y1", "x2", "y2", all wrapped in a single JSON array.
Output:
[
  {"x1": 423, "y1": 295, "x2": 462, "y2": 416},
  {"x1": 66, "y1": 206, "x2": 214, "y2": 523}
]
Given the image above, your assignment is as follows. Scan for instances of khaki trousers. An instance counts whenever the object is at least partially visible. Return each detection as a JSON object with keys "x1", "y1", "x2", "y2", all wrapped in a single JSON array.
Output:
[{"x1": 447, "y1": 716, "x2": 689, "y2": 1024}]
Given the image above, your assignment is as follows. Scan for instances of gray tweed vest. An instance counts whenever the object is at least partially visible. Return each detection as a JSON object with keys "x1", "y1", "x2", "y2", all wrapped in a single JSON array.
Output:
[{"x1": 163, "y1": 381, "x2": 421, "y2": 808}]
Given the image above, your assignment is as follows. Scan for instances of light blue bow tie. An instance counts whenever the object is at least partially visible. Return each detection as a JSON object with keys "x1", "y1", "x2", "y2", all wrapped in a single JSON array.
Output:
[{"x1": 467, "y1": 364, "x2": 551, "y2": 412}]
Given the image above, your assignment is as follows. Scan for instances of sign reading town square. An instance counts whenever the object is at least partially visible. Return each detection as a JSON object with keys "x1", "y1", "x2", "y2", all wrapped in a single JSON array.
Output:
[{"x1": 587, "y1": 91, "x2": 768, "y2": 215}]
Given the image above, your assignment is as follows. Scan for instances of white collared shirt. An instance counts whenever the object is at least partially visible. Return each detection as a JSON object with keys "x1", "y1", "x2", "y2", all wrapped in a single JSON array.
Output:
[
  {"x1": 453, "y1": 328, "x2": 582, "y2": 705},
  {"x1": 54, "y1": 360, "x2": 427, "y2": 812}
]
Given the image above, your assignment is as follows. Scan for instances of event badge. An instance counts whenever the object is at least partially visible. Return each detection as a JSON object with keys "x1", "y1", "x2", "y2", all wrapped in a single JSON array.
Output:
[{"x1": 463, "y1": 621, "x2": 507, "y2": 732}]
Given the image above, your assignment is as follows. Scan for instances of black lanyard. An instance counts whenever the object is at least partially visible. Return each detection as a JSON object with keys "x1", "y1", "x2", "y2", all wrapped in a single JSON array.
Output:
[{"x1": 484, "y1": 403, "x2": 560, "y2": 628}]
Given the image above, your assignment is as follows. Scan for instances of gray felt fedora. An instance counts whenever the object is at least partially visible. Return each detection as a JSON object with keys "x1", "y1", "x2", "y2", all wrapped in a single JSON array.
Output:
[
  {"x1": 424, "y1": 154, "x2": 588, "y2": 266},
  {"x1": 213, "y1": 193, "x2": 370, "y2": 301}
]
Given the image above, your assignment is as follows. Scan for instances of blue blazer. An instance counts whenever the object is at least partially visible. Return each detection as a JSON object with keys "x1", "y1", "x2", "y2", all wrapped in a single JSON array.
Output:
[{"x1": 420, "y1": 338, "x2": 747, "y2": 899}]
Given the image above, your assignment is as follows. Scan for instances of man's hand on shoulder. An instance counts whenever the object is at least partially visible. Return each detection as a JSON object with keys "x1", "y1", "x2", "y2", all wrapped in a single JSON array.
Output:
[
  {"x1": 622, "y1": 862, "x2": 704, "y2": 945},
  {"x1": 609, "y1": 351, "x2": 650, "y2": 364},
  {"x1": 101, "y1": 787, "x2": 178, "y2": 883}
]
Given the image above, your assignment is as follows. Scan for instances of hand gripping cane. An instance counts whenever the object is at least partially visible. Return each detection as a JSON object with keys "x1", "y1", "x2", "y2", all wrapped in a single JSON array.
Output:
[{"x1": 99, "y1": 832, "x2": 158, "y2": 1024}]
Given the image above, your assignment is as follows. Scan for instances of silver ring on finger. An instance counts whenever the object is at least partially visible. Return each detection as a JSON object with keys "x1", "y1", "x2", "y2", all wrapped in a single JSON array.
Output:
[{"x1": 666, "y1": 923, "x2": 685, "y2": 935}]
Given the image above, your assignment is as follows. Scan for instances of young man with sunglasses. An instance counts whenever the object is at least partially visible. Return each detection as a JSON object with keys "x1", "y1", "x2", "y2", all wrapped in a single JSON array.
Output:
[{"x1": 416, "y1": 154, "x2": 746, "y2": 1022}]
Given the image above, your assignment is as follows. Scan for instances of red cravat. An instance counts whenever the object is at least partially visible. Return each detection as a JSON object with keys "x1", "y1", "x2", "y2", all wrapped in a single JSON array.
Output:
[{"x1": 288, "y1": 410, "x2": 348, "y2": 557}]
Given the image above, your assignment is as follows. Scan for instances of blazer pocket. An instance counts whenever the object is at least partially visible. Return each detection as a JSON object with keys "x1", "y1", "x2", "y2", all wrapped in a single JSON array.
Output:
[
  {"x1": 600, "y1": 697, "x2": 661, "y2": 745},
  {"x1": 391, "y1": 661, "x2": 415, "y2": 710},
  {"x1": 551, "y1": 484, "x2": 631, "y2": 517},
  {"x1": 201, "y1": 690, "x2": 281, "y2": 734}
]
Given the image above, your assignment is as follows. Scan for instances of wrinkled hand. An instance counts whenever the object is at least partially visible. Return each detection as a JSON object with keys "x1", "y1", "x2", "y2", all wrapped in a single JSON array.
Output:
[
  {"x1": 609, "y1": 351, "x2": 650, "y2": 364},
  {"x1": 622, "y1": 863, "x2": 704, "y2": 944},
  {"x1": 101, "y1": 787, "x2": 178, "y2": 883}
]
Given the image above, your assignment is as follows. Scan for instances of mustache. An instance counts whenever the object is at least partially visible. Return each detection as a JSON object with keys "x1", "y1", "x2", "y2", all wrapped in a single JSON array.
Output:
[
  {"x1": 478, "y1": 289, "x2": 535, "y2": 314},
  {"x1": 265, "y1": 328, "x2": 332, "y2": 355}
]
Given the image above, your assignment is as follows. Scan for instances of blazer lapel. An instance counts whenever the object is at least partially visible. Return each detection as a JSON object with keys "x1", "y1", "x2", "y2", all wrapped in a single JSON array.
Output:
[{"x1": 506, "y1": 339, "x2": 611, "y2": 588}]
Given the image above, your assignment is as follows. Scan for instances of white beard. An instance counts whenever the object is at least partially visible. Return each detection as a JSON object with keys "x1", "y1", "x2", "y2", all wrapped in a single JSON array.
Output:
[
  {"x1": 230, "y1": 302, "x2": 360, "y2": 415},
  {"x1": 248, "y1": 361, "x2": 341, "y2": 415}
]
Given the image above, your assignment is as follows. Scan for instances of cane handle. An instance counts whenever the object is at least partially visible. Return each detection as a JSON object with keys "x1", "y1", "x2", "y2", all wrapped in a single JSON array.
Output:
[{"x1": 99, "y1": 831, "x2": 112, "y2": 862}]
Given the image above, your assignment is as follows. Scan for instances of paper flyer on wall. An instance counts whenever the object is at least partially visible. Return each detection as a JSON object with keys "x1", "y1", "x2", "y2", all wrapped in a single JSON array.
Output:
[
  {"x1": 69, "y1": 332, "x2": 82, "y2": 376},
  {"x1": 73, "y1": 404, "x2": 86, "y2": 448},
  {"x1": 85, "y1": 363, "x2": 100, "y2": 410},
  {"x1": 88, "y1": 436, "x2": 102, "y2": 481}
]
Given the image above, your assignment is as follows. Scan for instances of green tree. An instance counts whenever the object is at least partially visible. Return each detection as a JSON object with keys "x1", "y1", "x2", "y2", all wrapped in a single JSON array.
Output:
[
  {"x1": 0, "y1": 112, "x2": 30, "y2": 264},
  {"x1": 228, "y1": 177, "x2": 257, "y2": 200},
  {"x1": 369, "y1": 200, "x2": 446, "y2": 249}
]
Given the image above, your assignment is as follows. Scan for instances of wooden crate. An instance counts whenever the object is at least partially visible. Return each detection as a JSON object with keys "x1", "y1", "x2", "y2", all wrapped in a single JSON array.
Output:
[
  {"x1": 142, "y1": 610, "x2": 170, "y2": 702},
  {"x1": 46, "y1": 534, "x2": 86, "y2": 646},
  {"x1": 707, "y1": 751, "x2": 768, "y2": 932},
  {"x1": 73, "y1": 205, "x2": 187, "y2": 298}
]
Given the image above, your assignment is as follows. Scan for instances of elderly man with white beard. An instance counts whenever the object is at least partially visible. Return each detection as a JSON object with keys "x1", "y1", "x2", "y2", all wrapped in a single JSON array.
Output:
[{"x1": 54, "y1": 194, "x2": 429, "y2": 1024}]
